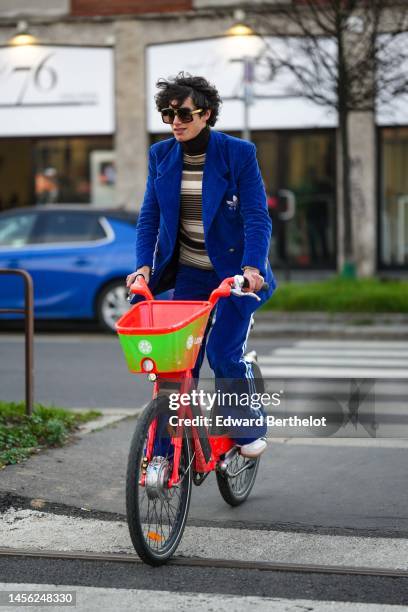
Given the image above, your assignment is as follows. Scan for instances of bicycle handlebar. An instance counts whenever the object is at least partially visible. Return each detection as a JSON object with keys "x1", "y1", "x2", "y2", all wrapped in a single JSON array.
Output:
[
  {"x1": 242, "y1": 277, "x2": 269, "y2": 292},
  {"x1": 128, "y1": 274, "x2": 268, "y2": 306},
  {"x1": 209, "y1": 275, "x2": 269, "y2": 305},
  {"x1": 128, "y1": 275, "x2": 154, "y2": 301}
]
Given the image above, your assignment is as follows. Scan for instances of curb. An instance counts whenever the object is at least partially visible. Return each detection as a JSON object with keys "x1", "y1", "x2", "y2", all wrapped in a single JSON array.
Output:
[
  {"x1": 253, "y1": 313, "x2": 408, "y2": 339},
  {"x1": 250, "y1": 325, "x2": 408, "y2": 340},
  {"x1": 257, "y1": 311, "x2": 408, "y2": 323},
  {"x1": 70, "y1": 407, "x2": 142, "y2": 436}
]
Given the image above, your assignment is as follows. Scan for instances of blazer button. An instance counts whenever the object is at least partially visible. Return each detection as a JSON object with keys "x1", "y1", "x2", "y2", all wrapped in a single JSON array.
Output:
[{"x1": 228, "y1": 248, "x2": 235, "y2": 252}]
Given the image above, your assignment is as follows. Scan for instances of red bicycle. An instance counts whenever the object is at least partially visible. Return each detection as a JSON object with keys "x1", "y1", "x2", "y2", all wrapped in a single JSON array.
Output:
[{"x1": 116, "y1": 275, "x2": 266, "y2": 566}]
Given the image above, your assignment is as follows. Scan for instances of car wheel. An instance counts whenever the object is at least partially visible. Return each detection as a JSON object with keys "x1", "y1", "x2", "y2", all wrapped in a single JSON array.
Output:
[{"x1": 97, "y1": 281, "x2": 130, "y2": 333}]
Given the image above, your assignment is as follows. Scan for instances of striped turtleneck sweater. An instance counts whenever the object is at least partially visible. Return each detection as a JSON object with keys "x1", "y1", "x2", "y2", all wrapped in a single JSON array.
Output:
[{"x1": 179, "y1": 126, "x2": 213, "y2": 270}]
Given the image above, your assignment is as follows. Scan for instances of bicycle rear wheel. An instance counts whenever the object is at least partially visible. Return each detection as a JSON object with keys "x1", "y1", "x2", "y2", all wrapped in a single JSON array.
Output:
[
  {"x1": 216, "y1": 359, "x2": 264, "y2": 507},
  {"x1": 126, "y1": 396, "x2": 192, "y2": 565},
  {"x1": 216, "y1": 453, "x2": 260, "y2": 506}
]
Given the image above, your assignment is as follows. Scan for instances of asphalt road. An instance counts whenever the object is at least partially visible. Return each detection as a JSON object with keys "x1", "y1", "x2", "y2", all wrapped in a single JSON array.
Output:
[
  {"x1": 2, "y1": 413, "x2": 408, "y2": 535},
  {"x1": 1, "y1": 331, "x2": 408, "y2": 535},
  {"x1": 1, "y1": 330, "x2": 408, "y2": 609},
  {"x1": 1, "y1": 557, "x2": 407, "y2": 606},
  {"x1": 0, "y1": 332, "x2": 283, "y2": 409}
]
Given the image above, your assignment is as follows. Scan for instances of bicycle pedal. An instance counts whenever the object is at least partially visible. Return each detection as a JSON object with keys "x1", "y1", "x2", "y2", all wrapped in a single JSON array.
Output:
[
  {"x1": 218, "y1": 447, "x2": 239, "y2": 472},
  {"x1": 193, "y1": 471, "x2": 210, "y2": 486}
]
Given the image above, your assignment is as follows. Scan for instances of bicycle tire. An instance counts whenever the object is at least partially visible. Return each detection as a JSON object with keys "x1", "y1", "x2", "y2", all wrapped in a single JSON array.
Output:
[
  {"x1": 126, "y1": 396, "x2": 192, "y2": 566},
  {"x1": 216, "y1": 453, "x2": 260, "y2": 506},
  {"x1": 216, "y1": 359, "x2": 264, "y2": 507}
]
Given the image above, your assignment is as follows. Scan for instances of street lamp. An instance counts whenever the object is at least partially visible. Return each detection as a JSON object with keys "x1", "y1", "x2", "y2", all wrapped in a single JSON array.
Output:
[
  {"x1": 9, "y1": 21, "x2": 37, "y2": 46},
  {"x1": 227, "y1": 20, "x2": 257, "y2": 142},
  {"x1": 226, "y1": 23, "x2": 253, "y2": 37}
]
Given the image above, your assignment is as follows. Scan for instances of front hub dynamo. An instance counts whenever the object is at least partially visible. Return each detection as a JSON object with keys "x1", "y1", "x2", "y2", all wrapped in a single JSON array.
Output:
[{"x1": 145, "y1": 456, "x2": 171, "y2": 500}]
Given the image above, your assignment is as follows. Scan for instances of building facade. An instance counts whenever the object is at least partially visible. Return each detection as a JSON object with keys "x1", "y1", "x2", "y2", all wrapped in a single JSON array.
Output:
[{"x1": 0, "y1": 0, "x2": 407, "y2": 275}]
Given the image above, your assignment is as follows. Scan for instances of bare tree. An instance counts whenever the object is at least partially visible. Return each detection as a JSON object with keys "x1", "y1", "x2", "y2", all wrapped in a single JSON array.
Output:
[{"x1": 249, "y1": 0, "x2": 408, "y2": 276}]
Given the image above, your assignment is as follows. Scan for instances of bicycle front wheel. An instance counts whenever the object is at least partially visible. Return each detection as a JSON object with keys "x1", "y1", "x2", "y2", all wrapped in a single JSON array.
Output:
[{"x1": 126, "y1": 396, "x2": 192, "y2": 565}]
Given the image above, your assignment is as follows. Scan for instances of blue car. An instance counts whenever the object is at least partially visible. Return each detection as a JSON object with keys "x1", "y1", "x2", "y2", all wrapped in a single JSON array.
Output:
[{"x1": 0, "y1": 206, "x2": 142, "y2": 332}]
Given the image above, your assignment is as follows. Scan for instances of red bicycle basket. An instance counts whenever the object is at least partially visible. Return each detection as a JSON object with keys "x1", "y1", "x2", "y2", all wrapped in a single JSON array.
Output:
[{"x1": 116, "y1": 300, "x2": 213, "y2": 373}]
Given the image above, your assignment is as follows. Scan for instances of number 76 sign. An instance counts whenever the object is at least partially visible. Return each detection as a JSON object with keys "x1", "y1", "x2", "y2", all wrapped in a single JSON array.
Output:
[
  {"x1": 0, "y1": 52, "x2": 59, "y2": 106},
  {"x1": 0, "y1": 45, "x2": 114, "y2": 136}
]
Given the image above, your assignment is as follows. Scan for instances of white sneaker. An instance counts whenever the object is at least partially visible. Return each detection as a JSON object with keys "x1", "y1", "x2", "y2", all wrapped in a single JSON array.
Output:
[{"x1": 239, "y1": 437, "x2": 267, "y2": 458}]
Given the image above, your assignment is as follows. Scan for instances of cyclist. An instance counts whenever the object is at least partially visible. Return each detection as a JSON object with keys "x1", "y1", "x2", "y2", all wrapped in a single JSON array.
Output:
[{"x1": 127, "y1": 73, "x2": 276, "y2": 457}]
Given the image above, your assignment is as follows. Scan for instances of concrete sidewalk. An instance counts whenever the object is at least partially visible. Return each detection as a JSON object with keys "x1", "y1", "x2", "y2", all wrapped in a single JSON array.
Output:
[
  {"x1": 2, "y1": 312, "x2": 408, "y2": 340},
  {"x1": 1, "y1": 412, "x2": 408, "y2": 536}
]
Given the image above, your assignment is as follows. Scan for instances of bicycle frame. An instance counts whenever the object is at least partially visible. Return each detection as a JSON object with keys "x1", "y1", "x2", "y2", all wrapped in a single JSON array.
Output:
[
  {"x1": 148, "y1": 372, "x2": 235, "y2": 488},
  {"x1": 131, "y1": 276, "x2": 238, "y2": 489}
]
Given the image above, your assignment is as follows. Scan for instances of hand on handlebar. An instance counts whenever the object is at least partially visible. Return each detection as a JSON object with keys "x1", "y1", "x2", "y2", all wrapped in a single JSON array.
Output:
[
  {"x1": 124, "y1": 270, "x2": 268, "y2": 306},
  {"x1": 230, "y1": 275, "x2": 269, "y2": 302},
  {"x1": 125, "y1": 267, "x2": 153, "y2": 302},
  {"x1": 126, "y1": 266, "x2": 151, "y2": 288},
  {"x1": 243, "y1": 268, "x2": 264, "y2": 293}
]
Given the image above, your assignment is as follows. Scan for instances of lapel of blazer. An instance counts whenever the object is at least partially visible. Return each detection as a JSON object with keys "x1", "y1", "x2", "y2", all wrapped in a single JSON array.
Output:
[
  {"x1": 202, "y1": 131, "x2": 229, "y2": 231},
  {"x1": 154, "y1": 131, "x2": 229, "y2": 240},
  {"x1": 154, "y1": 140, "x2": 183, "y2": 242}
]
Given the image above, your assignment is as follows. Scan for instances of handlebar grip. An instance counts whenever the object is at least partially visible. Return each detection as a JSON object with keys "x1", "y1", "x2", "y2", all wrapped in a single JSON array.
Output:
[
  {"x1": 242, "y1": 277, "x2": 269, "y2": 292},
  {"x1": 129, "y1": 276, "x2": 154, "y2": 301}
]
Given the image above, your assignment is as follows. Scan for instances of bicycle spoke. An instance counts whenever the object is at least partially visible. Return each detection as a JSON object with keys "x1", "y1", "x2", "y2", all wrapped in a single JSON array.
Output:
[
  {"x1": 227, "y1": 453, "x2": 253, "y2": 496},
  {"x1": 126, "y1": 396, "x2": 194, "y2": 565},
  {"x1": 134, "y1": 426, "x2": 190, "y2": 555}
]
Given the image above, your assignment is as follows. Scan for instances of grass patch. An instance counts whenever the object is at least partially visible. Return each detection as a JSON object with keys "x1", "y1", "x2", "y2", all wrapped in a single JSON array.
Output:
[
  {"x1": 262, "y1": 277, "x2": 408, "y2": 313},
  {"x1": 0, "y1": 402, "x2": 101, "y2": 468}
]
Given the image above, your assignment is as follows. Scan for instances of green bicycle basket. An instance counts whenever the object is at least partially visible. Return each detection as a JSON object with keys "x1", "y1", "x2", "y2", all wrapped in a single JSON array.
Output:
[{"x1": 115, "y1": 300, "x2": 213, "y2": 373}]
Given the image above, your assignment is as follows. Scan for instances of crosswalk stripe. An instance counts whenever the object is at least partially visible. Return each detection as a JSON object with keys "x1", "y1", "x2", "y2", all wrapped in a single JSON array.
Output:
[
  {"x1": 274, "y1": 349, "x2": 408, "y2": 358},
  {"x1": 295, "y1": 340, "x2": 408, "y2": 349},
  {"x1": 259, "y1": 357, "x2": 408, "y2": 367},
  {"x1": 258, "y1": 340, "x2": 408, "y2": 379},
  {"x1": 259, "y1": 366, "x2": 408, "y2": 379},
  {"x1": 1, "y1": 584, "x2": 404, "y2": 612},
  {"x1": 1, "y1": 509, "x2": 407, "y2": 571}
]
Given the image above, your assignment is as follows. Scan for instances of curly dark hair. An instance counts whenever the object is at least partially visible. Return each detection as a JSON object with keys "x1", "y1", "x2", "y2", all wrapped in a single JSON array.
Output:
[{"x1": 155, "y1": 72, "x2": 222, "y2": 127}]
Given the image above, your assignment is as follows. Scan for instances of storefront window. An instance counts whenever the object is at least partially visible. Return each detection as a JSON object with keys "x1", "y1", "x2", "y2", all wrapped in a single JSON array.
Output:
[
  {"x1": 0, "y1": 137, "x2": 115, "y2": 211},
  {"x1": 252, "y1": 130, "x2": 336, "y2": 268},
  {"x1": 381, "y1": 127, "x2": 408, "y2": 266},
  {"x1": 150, "y1": 129, "x2": 336, "y2": 269},
  {"x1": 34, "y1": 137, "x2": 115, "y2": 205},
  {"x1": 0, "y1": 140, "x2": 32, "y2": 211}
]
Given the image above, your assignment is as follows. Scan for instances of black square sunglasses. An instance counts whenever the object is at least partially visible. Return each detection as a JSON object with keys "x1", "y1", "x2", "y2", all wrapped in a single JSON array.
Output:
[{"x1": 160, "y1": 107, "x2": 204, "y2": 124}]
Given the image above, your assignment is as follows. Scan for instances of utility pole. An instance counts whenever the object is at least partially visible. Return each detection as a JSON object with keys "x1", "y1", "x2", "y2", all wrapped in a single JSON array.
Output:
[
  {"x1": 230, "y1": 55, "x2": 256, "y2": 141},
  {"x1": 242, "y1": 56, "x2": 255, "y2": 141}
]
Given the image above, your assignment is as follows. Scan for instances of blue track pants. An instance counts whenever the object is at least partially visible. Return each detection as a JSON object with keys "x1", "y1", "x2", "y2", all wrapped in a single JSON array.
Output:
[{"x1": 173, "y1": 265, "x2": 267, "y2": 443}]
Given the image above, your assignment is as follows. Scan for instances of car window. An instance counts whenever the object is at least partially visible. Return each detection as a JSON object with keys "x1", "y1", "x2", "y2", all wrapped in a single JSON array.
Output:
[
  {"x1": 34, "y1": 212, "x2": 107, "y2": 244},
  {"x1": 0, "y1": 214, "x2": 38, "y2": 247}
]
